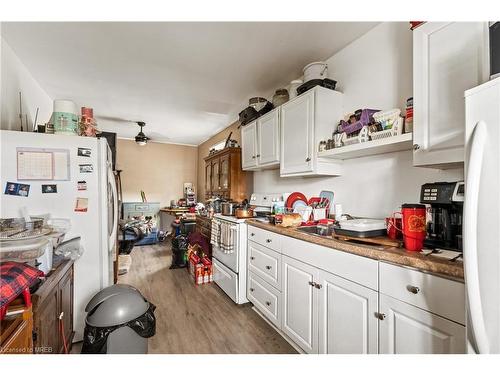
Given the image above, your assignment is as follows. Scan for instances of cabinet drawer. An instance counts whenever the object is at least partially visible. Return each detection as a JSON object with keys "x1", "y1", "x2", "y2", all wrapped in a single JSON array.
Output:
[
  {"x1": 248, "y1": 226, "x2": 281, "y2": 252},
  {"x1": 379, "y1": 262, "x2": 465, "y2": 325},
  {"x1": 248, "y1": 241, "x2": 281, "y2": 290},
  {"x1": 248, "y1": 271, "x2": 281, "y2": 329}
]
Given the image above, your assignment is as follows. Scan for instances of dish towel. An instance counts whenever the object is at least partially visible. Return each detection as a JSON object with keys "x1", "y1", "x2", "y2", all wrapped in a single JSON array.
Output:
[
  {"x1": 220, "y1": 222, "x2": 235, "y2": 254},
  {"x1": 210, "y1": 220, "x2": 220, "y2": 247}
]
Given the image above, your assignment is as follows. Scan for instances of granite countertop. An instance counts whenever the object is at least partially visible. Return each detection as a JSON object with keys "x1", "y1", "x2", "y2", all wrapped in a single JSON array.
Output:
[{"x1": 247, "y1": 220, "x2": 464, "y2": 281}]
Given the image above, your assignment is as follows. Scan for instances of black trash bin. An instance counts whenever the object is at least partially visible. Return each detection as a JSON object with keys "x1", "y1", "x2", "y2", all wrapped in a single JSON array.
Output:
[
  {"x1": 170, "y1": 234, "x2": 188, "y2": 269},
  {"x1": 81, "y1": 284, "x2": 156, "y2": 354}
]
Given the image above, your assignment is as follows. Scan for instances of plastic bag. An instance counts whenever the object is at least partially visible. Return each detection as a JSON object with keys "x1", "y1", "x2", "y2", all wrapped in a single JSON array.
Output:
[{"x1": 81, "y1": 303, "x2": 156, "y2": 354}]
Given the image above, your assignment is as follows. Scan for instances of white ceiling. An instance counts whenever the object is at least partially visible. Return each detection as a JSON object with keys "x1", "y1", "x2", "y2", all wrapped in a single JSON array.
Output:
[{"x1": 1, "y1": 22, "x2": 378, "y2": 145}]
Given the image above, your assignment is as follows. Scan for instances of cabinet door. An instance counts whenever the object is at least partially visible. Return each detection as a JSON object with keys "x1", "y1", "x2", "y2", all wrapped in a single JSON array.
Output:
[
  {"x1": 318, "y1": 270, "x2": 378, "y2": 354},
  {"x1": 257, "y1": 109, "x2": 280, "y2": 166},
  {"x1": 413, "y1": 22, "x2": 487, "y2": 167},
  {"x1": 379, "y1": 294, "x2": 465, "y2": 354},
  {"x1": 281, "y1": 255, "x2": 318, "y2": 353},
  {"x1": 211, "y1": 159, "x2": 220, "y2": 193},
  {"x1": 219, "y1": 153, "x2": 230, "y2": 191},
  {"x1": 280, "y1": 91, "x2": 314, "y2": 175},
  {"x1": 35, "y1": 289, "x2": 59, "y2": 354},
  {"x1": 205, "y1": 161, "x2": 212, "y2": 196},
  {"x1": 241, "y1": 121, "x2": 258, "y2": 169},
  {"x1": 58, "y1": 267, "x2": 74, "y2": 353}
]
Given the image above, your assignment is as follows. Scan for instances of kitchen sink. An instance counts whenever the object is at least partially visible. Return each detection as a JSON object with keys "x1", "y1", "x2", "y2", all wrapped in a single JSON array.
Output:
[{"x1": 296, "y1": 225, "x2": 333, "y2": 237}]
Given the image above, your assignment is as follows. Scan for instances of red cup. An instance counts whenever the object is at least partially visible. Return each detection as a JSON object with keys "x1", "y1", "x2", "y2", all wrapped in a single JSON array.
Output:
[
  {"x1": 386, "y1": 216, "x2": 402, "y2": 240},
  {"x1": 400, "y1": 204, "x2": 426, "y2": 252}
]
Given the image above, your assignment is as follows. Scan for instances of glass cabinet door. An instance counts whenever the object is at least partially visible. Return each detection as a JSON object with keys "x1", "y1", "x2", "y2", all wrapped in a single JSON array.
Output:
[
  {"x1": 205, "y1": 162, "x2": 212, "y2": 195},
  {"x1": 211, "y1": 159, "x2": 220, "y2": 192},
  {"x1": 219, "y1": 154, "x2": 230, "y2": 190}
]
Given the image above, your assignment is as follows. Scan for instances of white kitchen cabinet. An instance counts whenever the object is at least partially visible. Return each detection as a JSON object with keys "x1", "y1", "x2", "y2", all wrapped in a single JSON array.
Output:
[
  {"x1": 241, "y1": 109, "x2": 280, "y2": 171},
  {"x1": 257, "y1": 109, "x2": 280, "y2": 167},
  {"x1": 282, "y1": 255, "x2": 319, "y2": 354},
  {"x1": 379, "y1": 294, "x2": 465, "y2": 354},
  {"x1": 318, "y1": 270, "x2": 378, "y2": 354},
  {"x1": 280, "y1": 87, "x2": 343, "y2": 177},
  {"x1": 241, "y1": 121, "x2": 258, "y2": 169},
  {"x1": 413, "y1": 22, "x2": 488, "y2": 168}
]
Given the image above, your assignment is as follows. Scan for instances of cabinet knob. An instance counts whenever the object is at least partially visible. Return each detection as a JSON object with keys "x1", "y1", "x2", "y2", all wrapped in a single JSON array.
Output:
[
  {"x1": 250, "y1": 256, "x2": 255, "y2": 260},
  {"x1": 375, "y1": 312, "x2": 386, "y2": 321},
  {"x1": 252, "y1": 155, "x2": 256, "y2": 159},
  {"x1": 256, "y1": 154, "x2": 261, "y2": 158},
  {"x1": 250, "y1": 233, "x2": 255, "y2": 237},
  {"x1": 265, "y1": 301, "x2": 271, "y2": 306},
  {"x1": 314, "y1": 283, "x2": 322, "y2": 289},
  {"x1": 266, "y1": 239, "x2": 272, "y2": 243},
  {"x1": 250, "y1": 288, "x2": 255, "y2": 292},
  {"x1": 413, "y1": 144, "x2": 420, "y2": 151},
  {"x1": 308, "y1": 281, "x2": 316, "y2": 287},
  {"x1": 265, "y1": 265, "x2": 272, "y2": 270},
  {"x1": 406, "y1": 285, "x2": 420, "y2": 294},
  {"x1": 305, "y1": 157, "x2": 311, "y2": 162}
]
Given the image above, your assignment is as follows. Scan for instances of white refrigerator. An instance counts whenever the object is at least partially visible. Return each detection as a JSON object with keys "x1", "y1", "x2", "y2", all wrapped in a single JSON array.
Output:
[
  {"x1": 0, "y1": 130, "x2": 118, "y2": 341},
  {"x1": 464, "y1": 77, "x2": 500, "y2": 353}
]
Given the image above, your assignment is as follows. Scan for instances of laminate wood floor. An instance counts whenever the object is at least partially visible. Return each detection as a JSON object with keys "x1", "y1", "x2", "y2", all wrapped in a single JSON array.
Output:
[{"x1": 118, "y1": 242, "x2": 297, "y2": 354}]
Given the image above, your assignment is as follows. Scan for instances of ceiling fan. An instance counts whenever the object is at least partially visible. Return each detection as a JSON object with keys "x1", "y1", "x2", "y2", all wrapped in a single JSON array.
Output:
[
  {"x1": 134, "y1": 121, "x2": 149, "y2": 146},
  {"x1": 95, "y1": 116, "x2": 158, "y2": 146}
]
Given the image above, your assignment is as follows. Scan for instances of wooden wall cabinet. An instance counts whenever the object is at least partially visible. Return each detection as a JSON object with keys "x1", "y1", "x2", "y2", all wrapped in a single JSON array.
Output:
[
  {"x1": 32, "y1": 260, "x2": 74, "y2": 354},
  {"x1": 204, "y1": 147, "x2": 252, "y2": 201}
]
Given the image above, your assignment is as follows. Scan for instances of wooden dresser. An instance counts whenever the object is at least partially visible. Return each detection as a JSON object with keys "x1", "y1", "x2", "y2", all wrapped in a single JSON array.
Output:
[
  {"x1": 32, "y1": 259, "x2": 74, "y2": 354},
  {"x1": 204, "y1": 147, "x2": 252, "y2": 201},
  {"x1": 0, "y1": 303, "x2": 33, "y2": 354}
]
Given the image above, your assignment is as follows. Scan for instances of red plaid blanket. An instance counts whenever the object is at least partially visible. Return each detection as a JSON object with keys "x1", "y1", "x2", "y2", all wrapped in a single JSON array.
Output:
[{"x1": 0, "y1": 261, "x2": 44, "y2": 309}]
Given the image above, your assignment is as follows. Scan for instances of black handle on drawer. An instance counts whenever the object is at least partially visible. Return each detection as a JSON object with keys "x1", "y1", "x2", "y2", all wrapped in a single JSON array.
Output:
[
  {"x1": 250, "y1": 233, "x2": 255, "y2": 237},
  {"x1": 250, "y1": 256, "x2": 255, "y2": 260},
  {"x1": 266, "y1": 239, "x2": 272, "y2": 243},
  {"x1": 406, "y1": 285, "x2": 420, "y2": 294},
  {"x1": 250, "y1": 288, "x2": 255, "y2": 292},
  {"x1": 265, "y1": 265, "x2": 272, "y2": 270},
  {"x1": 265, "y1": 301, "x2": 271, "y2": 306}
]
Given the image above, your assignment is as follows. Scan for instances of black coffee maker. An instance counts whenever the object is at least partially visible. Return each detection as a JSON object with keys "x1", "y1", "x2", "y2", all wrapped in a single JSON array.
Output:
[{"x1": 420, "y1": 181, "x2": 464, "y2": 252}]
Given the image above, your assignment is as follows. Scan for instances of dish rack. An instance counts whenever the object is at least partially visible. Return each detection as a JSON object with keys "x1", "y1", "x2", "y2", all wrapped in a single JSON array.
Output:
[
  {"x1": 369, "y1": 109, "x2": 403, "y2": 141},
  {"x1": 341, "y1": 126, "x2": 370, "y2": 146}
]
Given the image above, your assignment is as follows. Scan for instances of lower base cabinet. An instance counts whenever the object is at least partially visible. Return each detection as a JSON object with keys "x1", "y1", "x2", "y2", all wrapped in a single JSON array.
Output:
[
  {"x1": 379, "y1": 294, "x2": 465, "y2": 354},
  {"x1": 318, "y1": 270, "x2": 378, "y2": 354},
  {"x1": 280, "y1": 255, "x2": 378, "y2": 354},
  {"x1": 282, "y1": 256, "x2": 318, "y2": 354}
]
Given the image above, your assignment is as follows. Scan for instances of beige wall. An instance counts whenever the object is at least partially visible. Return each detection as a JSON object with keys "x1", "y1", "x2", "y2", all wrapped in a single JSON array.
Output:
[
  {"x1": 116, "y1": 139, "x2": 198, "y2": 207},
  {"x1": 197, "y1": 121, "x2": 241, "y2": 199}
]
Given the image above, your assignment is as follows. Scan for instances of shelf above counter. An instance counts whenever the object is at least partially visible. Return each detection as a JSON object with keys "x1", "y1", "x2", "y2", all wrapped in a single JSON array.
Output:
[{"x1": 317, "y1": 133, "x2": 413, "y2": 160}]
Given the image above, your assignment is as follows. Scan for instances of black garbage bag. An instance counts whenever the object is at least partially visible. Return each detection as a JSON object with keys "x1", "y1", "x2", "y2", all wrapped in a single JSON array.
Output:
[
  {"x1": 170, "y1": 235, "x2": 188, "y2": 269},
  {"x1": 81, "y1": 303, "x2": 156, "y2": 354}
]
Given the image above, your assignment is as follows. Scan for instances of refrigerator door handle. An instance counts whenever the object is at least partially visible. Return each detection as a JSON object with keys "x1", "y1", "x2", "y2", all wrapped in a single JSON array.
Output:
[
  {"x1": 108, "y1": 166, "x2": 119, "y2": 253},
  {"x1": 464, "y1": 120, "x2": 489, "y2": 354}
]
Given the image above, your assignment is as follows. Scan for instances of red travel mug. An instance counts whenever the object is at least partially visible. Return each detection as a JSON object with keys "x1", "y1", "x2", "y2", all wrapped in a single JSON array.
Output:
[{"x1": 401, "y1": 204, "x2": 427, "y2": 252}]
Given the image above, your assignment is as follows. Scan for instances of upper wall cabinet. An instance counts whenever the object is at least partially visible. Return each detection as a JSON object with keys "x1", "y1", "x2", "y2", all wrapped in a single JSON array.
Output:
[
  {"x1": 241, "y1": 109, "x2": 280, "y2": 171},
  {"x1": 280, "y1": 87, "x2": 343, "y2": 177},
  {"x1": 413, "y1": 22, "x2": 488, "y2": 168}
]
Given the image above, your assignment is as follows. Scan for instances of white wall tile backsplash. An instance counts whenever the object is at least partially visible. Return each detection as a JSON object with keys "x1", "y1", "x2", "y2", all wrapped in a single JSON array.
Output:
[{"x1": 254, "y1": 150, "x2": 463, "y2": 218}]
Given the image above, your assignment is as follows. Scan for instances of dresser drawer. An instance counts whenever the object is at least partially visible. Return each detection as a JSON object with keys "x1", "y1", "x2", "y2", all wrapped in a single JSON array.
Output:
[
  {"x1": 248, "y1": 271, "x2": 281, "y2": 329},
  {"x1": 379, "y1": 262, "x2": 465, "y2": 325},
  {"x1": 248, "y1": 241, "x2": 281, "y2": 290},
  {"x1": 248, "y1": 226, "x2": 281, "y2": 252}
]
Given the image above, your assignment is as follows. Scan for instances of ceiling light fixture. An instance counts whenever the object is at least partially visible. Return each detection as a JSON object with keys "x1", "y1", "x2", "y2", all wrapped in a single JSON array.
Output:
[{"x1": 135, "y1": 121, "x2": 149, "y2": 146}]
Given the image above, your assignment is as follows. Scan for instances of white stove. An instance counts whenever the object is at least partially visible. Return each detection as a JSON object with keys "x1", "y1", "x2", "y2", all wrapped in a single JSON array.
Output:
[{"x1": 211, "y1": 193, "x2": 286, "y2": 304}]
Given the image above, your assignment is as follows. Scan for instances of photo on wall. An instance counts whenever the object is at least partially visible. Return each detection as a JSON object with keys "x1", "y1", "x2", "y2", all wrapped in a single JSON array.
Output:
[
  {"x1": 4, "y1": 182, "x2": 30, "y2": 197},
  {"x1": 42, "y1": 184, "x2": 57, "y2": 193}
]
